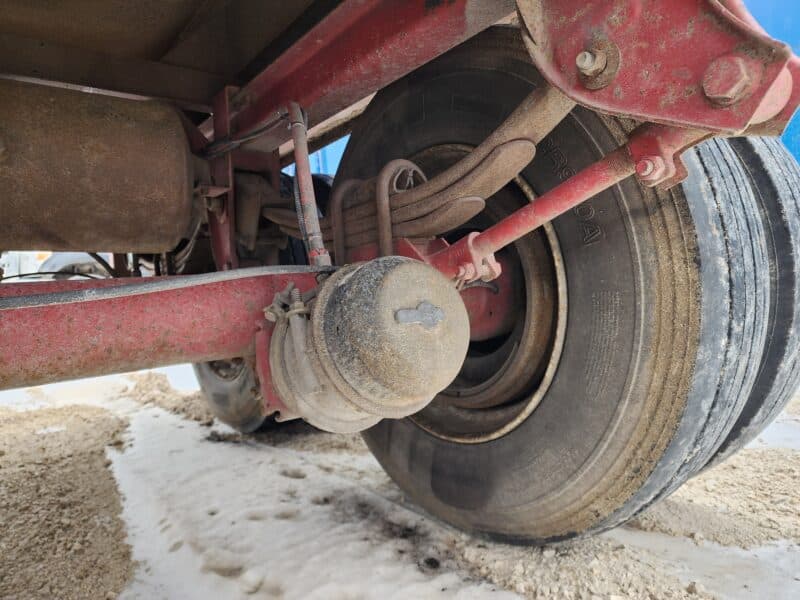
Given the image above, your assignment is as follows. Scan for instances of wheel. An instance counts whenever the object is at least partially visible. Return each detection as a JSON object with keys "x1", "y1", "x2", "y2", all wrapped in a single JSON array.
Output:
[
  {"x1": 193, "y1": 360, "x2": 266, "y2": 433},
  {"x1": 337, "y1": 27, "x2": 769, "y2": 543},
  {"x1": 706, "y1": 137, "x2": 800, "y2": 466}
]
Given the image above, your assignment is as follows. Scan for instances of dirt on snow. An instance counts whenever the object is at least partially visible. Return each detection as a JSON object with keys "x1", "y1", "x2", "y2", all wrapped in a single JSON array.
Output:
[{"x1": 0, "y1": 371, "x2": 797, "y2": 599}]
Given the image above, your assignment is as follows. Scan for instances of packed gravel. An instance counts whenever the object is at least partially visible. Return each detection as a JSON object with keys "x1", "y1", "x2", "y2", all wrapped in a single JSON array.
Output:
[
  {"x1": 0, "y1": 405, "x2": 131, "y2": 599},
  {"x1": 629, "y1": 447, "x2": 800, "y2": 547}
]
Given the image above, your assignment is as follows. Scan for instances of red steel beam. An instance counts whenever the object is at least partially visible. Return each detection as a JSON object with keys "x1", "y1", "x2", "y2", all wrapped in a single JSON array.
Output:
[
  {"x1": 0, "y1": 268, "x2": 324, "y2": 390},
  {"x1": 209, "y1": 87, "x2": 239, "y2": 271},
  {"x1": 229, "y1": 0, "x2": 515, "y2": 145}
]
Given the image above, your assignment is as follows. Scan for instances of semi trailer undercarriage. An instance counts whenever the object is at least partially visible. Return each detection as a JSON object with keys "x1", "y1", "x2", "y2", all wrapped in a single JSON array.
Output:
[{"x1": 2, "y1": 0, "x2": 800, "y2": 543}]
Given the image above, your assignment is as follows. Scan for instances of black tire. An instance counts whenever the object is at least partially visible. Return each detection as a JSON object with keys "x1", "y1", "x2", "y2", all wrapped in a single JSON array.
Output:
[
  {"x1": 193, "y1": 360, "x2": 266, "y2": 433},
  {"x1": 338, "y1": 27, "x2": 769, "y2": 543},
  {"x1": 706, "y1": 137, "x2": 800, "y2": 466}
]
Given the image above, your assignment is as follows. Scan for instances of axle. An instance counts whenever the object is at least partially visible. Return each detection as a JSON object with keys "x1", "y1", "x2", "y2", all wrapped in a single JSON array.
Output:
[
  {"x1": 0, "y1": 259, "x2": 470, "y2": 434},
  {"x1": 0, "y1": 267, "x2": 323, "y2": 389}
]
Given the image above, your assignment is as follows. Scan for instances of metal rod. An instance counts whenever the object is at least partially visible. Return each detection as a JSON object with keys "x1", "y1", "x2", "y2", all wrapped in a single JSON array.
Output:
[
  {"x1": 475, "y1": 148, "x2": 635, "y2": 256},
  {"x1": 289, "y1": 102, "x2": 331, "y2": 267},
  {"x1": 375, "y1": 160, "x2": 422, "y2": 257},
  {"x1": 427, "y1": 148, "x2": 636, "y2": 279}
]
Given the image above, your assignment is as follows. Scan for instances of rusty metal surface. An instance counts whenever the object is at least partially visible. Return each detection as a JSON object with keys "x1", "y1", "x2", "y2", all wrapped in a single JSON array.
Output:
[
  {"x1": 0, "y1": 1, "x2": 313, "y2": 105},
  {"x1": 459, "y1": 258, "x2": 520, "y2": 343},
  {"x1": 157, "y1": 0, "x2": 315, "y2": 78},
  {"x1": 264, "y1": 86, "x2": 574, "y2": 261},
  {"x1": 330, "y1": 179, "x2": 362, "y2": 262},
  {"x1": 425, "y1": 147, "x2": 635, "y2": 281},
  {"x1": 517, "y1": 0, "x2": 798, "y2": 134},
  {"x1": 342, "y1": 85, "x2": 573, "y2": 215},
  {"x1": 0, "y1": 33, "x2": 225, "y2": 109},
  {"x1": 346, "y1": 238, "x2": 520, "y2": 354},
  {"x1": 235, "y1": 173, "x2": 284, "y2": 252},
  {"x1": 255, "y1": 324, "x2": 294, "y2": 420},
  {"x1": 269, "y1": 275, "x2": 382, "y2": 433},
  {"x1": 288, "y1": 102, "x2": 331, "y2": 267},
  {"x1": 721, "y1": 0, "x2": 800, "y2": 135},
  {"x1": 230, "y1": 0, "x2": 515, "y2": 151},
  {"x1": 374, "y1": 160, "x2": 428, "y2": 257},
  {"x1": 0, "y1": 0, "x2": 202, "y2": 60},
  {"x1": 0, "y1": 267, "x2": 325, "y2": 390},
  {"x1": 423, "y1": 121, "x2": 706, "y2": 283},
  {"x1": 0, "y1": 78, "x2": 193, "y2": 253},
  {"x1": 208, "y1": 88, "x2": 239, "y2": 270}
]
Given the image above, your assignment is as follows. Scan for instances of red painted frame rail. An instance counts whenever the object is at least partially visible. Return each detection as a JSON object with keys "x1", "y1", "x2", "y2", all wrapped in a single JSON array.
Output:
[
  {"x1": 228, "y1": 0, "x2": 515, "y2": 147},
  {"x1": 0, "y1": 268, "x2": 323, "y2": 390}
]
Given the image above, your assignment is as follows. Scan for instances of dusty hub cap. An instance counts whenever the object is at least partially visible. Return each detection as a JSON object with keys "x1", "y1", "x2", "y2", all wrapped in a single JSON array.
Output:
[{"x1": 270, "y1": 256, "x2": 470, "y2": 433}]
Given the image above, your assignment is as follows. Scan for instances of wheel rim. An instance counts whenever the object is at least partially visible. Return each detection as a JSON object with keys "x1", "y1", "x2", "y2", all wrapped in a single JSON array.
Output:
[
  {"x1": 405, "y1": 145, "x2": 568, "y2": 443},
  {"x1": 206, "y1": 357, "x2": 246, "y2": 381}
]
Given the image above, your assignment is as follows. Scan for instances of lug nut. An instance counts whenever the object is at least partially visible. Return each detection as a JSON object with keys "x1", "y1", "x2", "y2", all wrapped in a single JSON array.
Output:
[{"x1": 576, "y1": 50, "x2": 607, "y2": 78}]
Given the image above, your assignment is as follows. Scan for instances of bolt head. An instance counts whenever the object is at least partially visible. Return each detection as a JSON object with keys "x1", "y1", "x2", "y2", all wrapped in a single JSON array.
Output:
[
  {"x1": 636, "y1": 156, "x2": 667, "y2": 182},
  {"x1": 703, "y1": 56, "x2": 754, "y2": 106},
  {"x1": 636, "y1": 159, "x2": 655, "y2": 177},
  {"x1": 576, "y1": 50, "x2": 607, "y2": 78}
]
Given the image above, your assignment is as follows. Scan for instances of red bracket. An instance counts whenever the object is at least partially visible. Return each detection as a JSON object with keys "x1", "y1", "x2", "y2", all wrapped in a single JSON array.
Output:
[
  {"x1": 518, "y1": 0, "x2": 799, "y2": 134},
  {"x1": 208, "y1": 86, "x2": 239, "y2": 271},
  {"x1": 254, "y1": 323, "x2": 293, "y2": 418}
]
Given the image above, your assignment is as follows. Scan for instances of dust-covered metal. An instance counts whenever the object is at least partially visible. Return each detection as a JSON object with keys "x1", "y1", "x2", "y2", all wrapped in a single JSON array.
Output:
[
  {"x1": 394, "y1": 301, "x2": 444, "y2": 330},
  {"x1": 0, "y1": 78, "x2": 194, "y2": 252},
  {"x1": 288, "y1": 102, "x2": 331, "y2": 267},
  {"x1": 235, "y1": 172, "x2": 287, "y2": 253},
  {"x1": 228, "y1": 0, "x2": 516, "y2": 151},
  {"x1": 264, "y1": 85, "x2": 575, "y2": 262},
  {"x1": 269, "y1": 257, "x2": 470, "y2": 433},
  {"x1": 0, "y1": 267, "x2": 325, "y2": 390},
  {"x1": 516, "y1": 0, "x2": 800, "y2": 134},
  {"x1": 424, "y1": 123, "x2": 706, "y2": 283},
  {"x1": 374, "y1": 160, "x2": 428, "y2": 257},
  {"x1": 208, "y1": 87, "x2": 239, "y2": 271}
]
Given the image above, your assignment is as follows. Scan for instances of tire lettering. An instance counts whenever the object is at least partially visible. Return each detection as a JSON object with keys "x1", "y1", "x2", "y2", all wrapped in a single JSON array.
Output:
[{"x1": 539, "y1": 138, "x2": 604, "y2": 244}]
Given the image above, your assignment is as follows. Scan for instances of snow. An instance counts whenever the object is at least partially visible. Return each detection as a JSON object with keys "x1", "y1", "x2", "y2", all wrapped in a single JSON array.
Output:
[
  {"x1": 2, "y1": 365, "x2": 800, "y2": 599},
  {"x1": 113, "y1": 405, "x2": 514, "y2": 599}
]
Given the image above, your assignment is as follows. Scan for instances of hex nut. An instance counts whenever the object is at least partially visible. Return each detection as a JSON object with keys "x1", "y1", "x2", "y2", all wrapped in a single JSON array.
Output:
[
  {"x1": 703, "y1": 56, "x2": 753, "y2": 106},
  {"x1": 576, "y1": 50, "x2": 608, "y2": 78},
  {"x1": 636, "y1": 156, "x2": 667, "y2": 182}
]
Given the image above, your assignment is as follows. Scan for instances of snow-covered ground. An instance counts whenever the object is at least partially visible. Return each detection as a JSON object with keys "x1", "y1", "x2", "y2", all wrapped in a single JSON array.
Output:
[{"x1": 1, "y1": 366, "x2": 799, "y2": 599}]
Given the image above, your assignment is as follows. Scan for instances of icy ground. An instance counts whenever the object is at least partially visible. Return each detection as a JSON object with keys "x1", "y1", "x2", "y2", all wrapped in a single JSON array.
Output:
[{"x1": 1, "y1": 365, "x2": 799, "y2": 599}]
